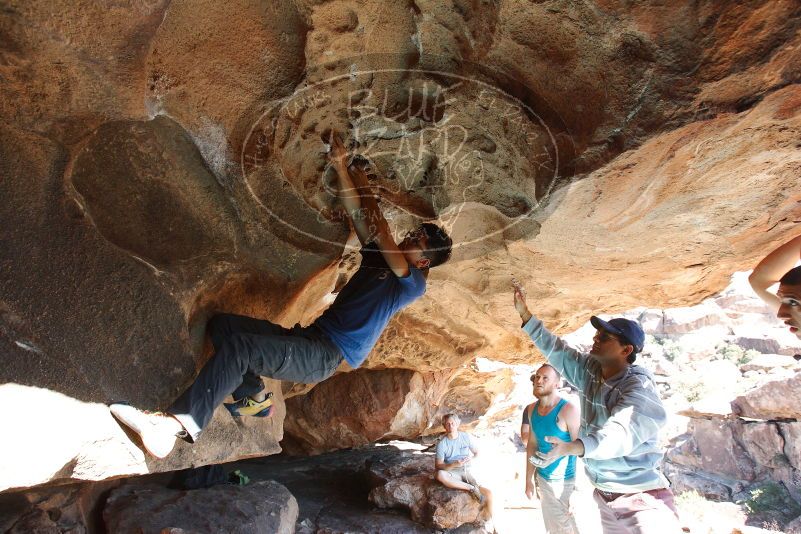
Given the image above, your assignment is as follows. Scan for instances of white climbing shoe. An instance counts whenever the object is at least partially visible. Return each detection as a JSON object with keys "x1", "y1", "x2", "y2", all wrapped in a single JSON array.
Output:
[{"x1": 109, "y1": 403, "x2": 180, "y2": 459}]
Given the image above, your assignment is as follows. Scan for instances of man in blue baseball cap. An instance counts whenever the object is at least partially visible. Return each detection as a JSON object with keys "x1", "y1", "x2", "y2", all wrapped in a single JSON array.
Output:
[
  {"x1": 588, "y1": 316, "x2": 645, "y2": 366},
  {"x1": 512, "y1": 279, "x2": 682, "y2": 534}
]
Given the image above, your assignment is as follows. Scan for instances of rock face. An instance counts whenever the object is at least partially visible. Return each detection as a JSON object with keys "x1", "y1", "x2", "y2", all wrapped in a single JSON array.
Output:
[
  {"x1": 103, "y1": 481, "x2": 298, "y2": 534},
  {"x1": 665, "y1": 372, "x2": 801, "y2": 527},
  {"x1": 283, "y1": 368, "x2": 452, "y2": 454},
  {"x1": 2, "y1": 0, "x2": 801, "y2": 490},
  {"x1": 282, "y1": 364, "x2": 515, "y2": 454},
  {"x1": 732, "y1": 373, "x2": 801, "y2": 420},
  {"x1": 0, "y1": 380, "x2": 286, "y2": 492},
  {"x1": 0, "y1": 478, "x2": 120, "y2": 534}
]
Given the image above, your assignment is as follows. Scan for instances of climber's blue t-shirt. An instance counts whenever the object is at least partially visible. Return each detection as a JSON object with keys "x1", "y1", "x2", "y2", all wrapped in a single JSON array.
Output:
[{"x1": 314, "y1": 242, "x2": 426, "y2": 368}]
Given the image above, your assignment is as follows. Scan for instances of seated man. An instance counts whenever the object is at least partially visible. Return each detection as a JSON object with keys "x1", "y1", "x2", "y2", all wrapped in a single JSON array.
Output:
[
  {"x1": 109, "y1": 134, "x2": 452, "y2": 458},
  {"x1": 434, "y1": 413, "x2": 484, "y2": 503},
  {"x1": 524, "y1": 364, "x2": 581, "y2": 534},
  {"x1": 749, "y1": 233, "x2": 801, "y2": 341}
]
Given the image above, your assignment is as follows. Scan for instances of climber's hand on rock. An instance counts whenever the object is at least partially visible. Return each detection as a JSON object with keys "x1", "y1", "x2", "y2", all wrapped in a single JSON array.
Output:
[
  {"x1": 512, "y1": 277, "x2": 532, "y2": 324},
  {"x1": 327, "y1": 132, "x2": 349, "y2": 169}
]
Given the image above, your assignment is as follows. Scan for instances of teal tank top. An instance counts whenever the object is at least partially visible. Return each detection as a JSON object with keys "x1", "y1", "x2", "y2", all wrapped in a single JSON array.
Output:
[{"x1": 531, "y1": 398, "x2": 576, "y2": 480}]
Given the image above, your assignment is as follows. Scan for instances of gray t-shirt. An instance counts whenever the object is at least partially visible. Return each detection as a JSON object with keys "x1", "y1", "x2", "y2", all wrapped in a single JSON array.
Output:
[{"x1": 436, "y1": 431, "x2": 476, "y2": 464}]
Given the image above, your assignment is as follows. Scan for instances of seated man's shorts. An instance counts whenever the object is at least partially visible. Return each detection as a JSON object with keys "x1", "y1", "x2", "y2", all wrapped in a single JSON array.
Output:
[{"x1": 445, "y1": 467, "x2": 478, "y2": 487}]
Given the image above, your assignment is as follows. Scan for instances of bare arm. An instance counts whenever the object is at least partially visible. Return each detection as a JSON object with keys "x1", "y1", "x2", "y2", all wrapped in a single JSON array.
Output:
[
  {"x1": 563, "y1": 401, "x2": 581, "y2": 442},
  {"x1": 530, "y1": 400, "x2": 585, "y2": 470},
  {"x1": 348, "y1": 164, "x2": 410, "y2": 278},
  {"x1": 749, "y1": 235, "x2": 801, "y2": 312},
  {"x1": 435, "y1": 457, "x2": 469, "y2": 471},
  {"x1": 525, "y1": 426, "x2": 539, "y2": 499},
  {"x1": 520, "y1": 404, "x2": 532, "y2": 448},
  {"x1": 328, "y1": 136, "x2": 410, "y2": 278},
  {"x1": 328, "y1": 135, "x2": 362, "y2": 225}
]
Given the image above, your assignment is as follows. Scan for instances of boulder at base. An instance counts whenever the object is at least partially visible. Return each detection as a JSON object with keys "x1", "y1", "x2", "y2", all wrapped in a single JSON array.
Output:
[
  {"x1": 368, "y1": 450, "x2": 490, "y2": 530},
  {"x1": 103, "y1": 480, "x2": 298, "y2": 534}
]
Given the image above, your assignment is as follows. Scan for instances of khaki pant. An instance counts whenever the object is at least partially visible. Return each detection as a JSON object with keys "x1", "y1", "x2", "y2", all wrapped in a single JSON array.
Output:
[
  {"x1": 537, "y1": 473, "x2": 579, "y2": 534},
  {"x1": 444, "y1": 467, "x2": 478, "y2": 487},
  {"x1": 593, "y1": 487, "x2": 682, "y2": 534}
]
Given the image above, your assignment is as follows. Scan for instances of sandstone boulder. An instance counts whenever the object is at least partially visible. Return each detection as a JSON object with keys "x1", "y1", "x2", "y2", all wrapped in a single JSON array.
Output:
[
  {"x1": 0, "y1": 115, "x2": 329, "y2": 489},
  {"x1": 145, "y1": 0, "x2": 307, "y2": 169},
  {"x1": 661, "y1": 302, "x2": 731, "y2": 337},
  {"x1": 0, "y1": 382, "x2": 285, "y2": 493},
  {"x1": 666, "y1": 419, "x2": 756, "y2": 482},
  {"x1": 0, "y1": 478, "x2": 119, "y2": 534},
  {"x1": 663, "y1": 462, "x2": 737, "y2": 501},
  {"x1": 741, "y1": 354, "x2": 799, "y2": 373},
  {"x1": 732, "y1": 371, "x2": 801, "y2": 420},
  {"x1": 433, "y1": 364, "x2": 517, "y2": 430},
  {"x1": 282, "y1": 368, "x2": 453, "y2": 455},
  {"x1": 103, "y1": 480, "x2": 298, "y2": 534},
  {"x1": 0, "y1": 0, "x2": 170, "y2": 142},
  {"x1": 283, "y1": 363, "x2": 518, "y2": 454},
  {"x1": 679, "y1": 394, "x2": 734, "y2": 418},
  {"x1": 740, "y1": 422, "x2": 789, "y2": 470},
  {"x1": 367, "y1": 451, "x2": 488, "y2": 530},
  {"x1": 667, "y1": 404, "x2": 801, "y2": 528},
  {"x1": 780, "y1": 423, "x2": 801, "y2": 471},
  {"x1": 734, "y1": 337, "x2": 783, "y2": 355},
  {"x1": 731, "y1": 325, "x2": 801, "y2": 356}
]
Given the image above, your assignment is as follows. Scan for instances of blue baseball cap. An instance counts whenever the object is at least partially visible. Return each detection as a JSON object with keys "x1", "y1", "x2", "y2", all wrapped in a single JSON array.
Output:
[{"x1": 590, "y1": 316, "x2": 645, "y2": 353}]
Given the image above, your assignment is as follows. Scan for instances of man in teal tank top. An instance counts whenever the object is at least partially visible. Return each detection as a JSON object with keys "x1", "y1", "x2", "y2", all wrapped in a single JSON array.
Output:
[{"x1": 523, "y1": 364, "x2": 580, "y2": 534}]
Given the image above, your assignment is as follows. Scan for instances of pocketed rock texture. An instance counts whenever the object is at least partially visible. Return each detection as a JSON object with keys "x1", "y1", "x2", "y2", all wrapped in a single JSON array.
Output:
[{"x1": 2, "y1": 0, "x2": 801, "y2": 490}]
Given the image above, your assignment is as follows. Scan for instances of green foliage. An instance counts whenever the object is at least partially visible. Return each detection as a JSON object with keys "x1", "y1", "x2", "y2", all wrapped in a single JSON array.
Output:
[
  {"x1": 674, "y1": 490, "x2": 705, "y2": 508},
  {"x1": 650, "y1": 335, "x2": 683, "y2": 362},
  {"x1": 662, "y1": 339, "x2": 684, "y2": 362},
  {"x1": 715, "y1": 343, "x2": 759, "y2": 366},
  {"x1": 741, "y1": 482, "x2": 801, "y2": 517},
  {"x1": 680, "y1": 381, "x2": 706, "y2": 403}
]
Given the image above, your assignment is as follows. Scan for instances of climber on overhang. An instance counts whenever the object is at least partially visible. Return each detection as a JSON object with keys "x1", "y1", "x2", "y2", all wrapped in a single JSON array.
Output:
[
  {"x1": 749, "y1": 234, "x2": 801, "y2": 343},
  {"x1": 108, "y1": 132, "x2": 452, "y2": 459}
]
